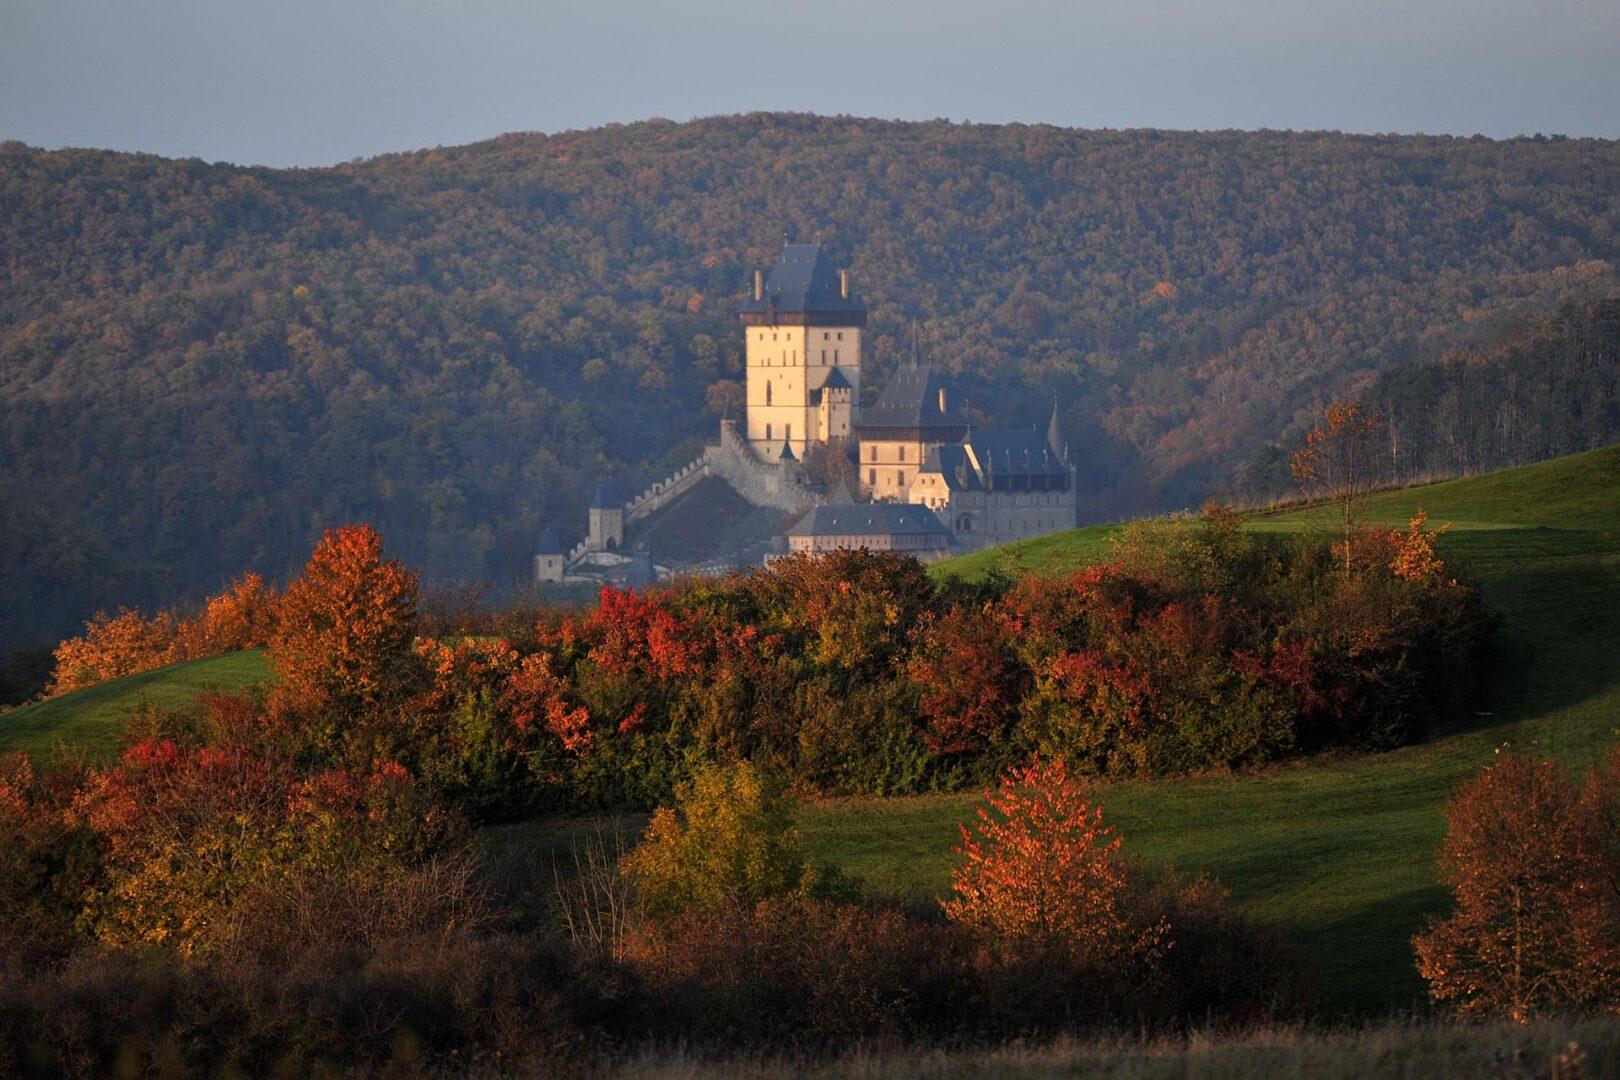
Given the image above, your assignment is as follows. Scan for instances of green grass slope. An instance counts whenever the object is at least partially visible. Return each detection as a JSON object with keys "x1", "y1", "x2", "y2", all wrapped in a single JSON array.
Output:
[
  {"x1": 0, "y1": 650, "x2": 269, "y2": 760},
  {"x1": 826, "y1": 444, "x2": 1620, "y2": 1015}
]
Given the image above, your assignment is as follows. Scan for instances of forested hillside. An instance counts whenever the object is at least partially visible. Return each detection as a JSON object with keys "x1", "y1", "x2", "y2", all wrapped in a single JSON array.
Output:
[
  {"x1": 3, "y1": 115, "x2": 1619, "y2": 647},
  {"x1": 1241, "y1": 298, "x2": 1620, "y2": 494}
]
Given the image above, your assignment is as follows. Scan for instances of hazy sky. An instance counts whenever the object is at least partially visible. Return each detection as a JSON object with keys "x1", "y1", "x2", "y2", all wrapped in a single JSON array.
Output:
[{"x1": 3, "y1": 0, "x2": 1617, "y2": 167}]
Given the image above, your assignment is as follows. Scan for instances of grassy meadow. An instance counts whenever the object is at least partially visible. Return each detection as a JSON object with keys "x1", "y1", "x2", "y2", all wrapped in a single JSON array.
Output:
[
  {"x1": 0, "y1": 649, "x2": 268, "y2": 760},
  {"x1": 7, "y1": 445, "x2": 1619, "y2": 1017}
]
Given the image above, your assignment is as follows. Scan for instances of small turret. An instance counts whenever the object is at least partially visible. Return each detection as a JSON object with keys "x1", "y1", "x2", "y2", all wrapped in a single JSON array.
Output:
[
  {"x1": 533, "y1": 526, "x2": 565, "y2": 585},
  {"x1": 587, "y1": 482, "x2": 624, "y2": 552}
]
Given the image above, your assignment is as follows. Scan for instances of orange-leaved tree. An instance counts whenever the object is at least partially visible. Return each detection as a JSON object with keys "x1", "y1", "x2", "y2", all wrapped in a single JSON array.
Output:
[
  {"x1": 268, "y1": 525, "x2": 419, "y2": 748},
  {"x1": 1291, "y1": 401, "x2": 1384, "y2": 574},
  {"x1": 172, "y1": 572, "x2": 279, "y2": 659},
  {"x1": 943, "y1": 757, "x2": 1162, "y2": 964},
  {"x1": 1413, "y1": 752, "x2": 1620, "y2": 1021}
]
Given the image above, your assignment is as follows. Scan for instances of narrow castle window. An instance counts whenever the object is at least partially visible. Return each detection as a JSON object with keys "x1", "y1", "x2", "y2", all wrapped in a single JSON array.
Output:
[
  {"x1": 869, "y1": 469, "x2": 876, "y2": 486},
  {"x1": 766, "y1": 423, "x2": 772, "y2": 441},
  {"x1": 785, "y1": 424, "x2": 792, "y2": 440},
  {"x1": 898, "y1": 446, "x2": 905, "y2": 462},
  {"x1": 766, "y1": 382, "x2": 772, "y2": 406}
]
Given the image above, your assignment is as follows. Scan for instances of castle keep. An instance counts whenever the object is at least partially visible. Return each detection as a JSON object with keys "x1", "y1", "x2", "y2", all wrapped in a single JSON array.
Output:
[{"x1": 736, "y1": 244, "x2": 865, "y2": 461}]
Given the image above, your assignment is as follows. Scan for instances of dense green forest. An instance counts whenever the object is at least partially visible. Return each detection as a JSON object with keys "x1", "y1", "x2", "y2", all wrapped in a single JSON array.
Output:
[
  {"x1": 1241, "y1": 298, "x2": 1620, "y2": 494},
  {"x1": 3, "y1": 114, "x2": 1619, "y2": 648}
]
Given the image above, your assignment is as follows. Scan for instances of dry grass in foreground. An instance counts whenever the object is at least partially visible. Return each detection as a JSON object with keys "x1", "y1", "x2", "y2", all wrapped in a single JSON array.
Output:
[{"x1": 609, "y1": 1016, "x2": 1619, "y2": 1079}]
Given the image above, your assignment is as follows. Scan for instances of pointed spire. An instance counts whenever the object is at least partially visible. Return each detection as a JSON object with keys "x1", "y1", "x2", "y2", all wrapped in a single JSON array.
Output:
[
  {"x1": 779, "y1": 439, "x2": 797, "y2": 462},
  {"x1": 830, "y1": 478, "x2": 854, "y2": 504},
  {"x1": 1046, "y1": 398, "x2": 1068, "y2": 461}
]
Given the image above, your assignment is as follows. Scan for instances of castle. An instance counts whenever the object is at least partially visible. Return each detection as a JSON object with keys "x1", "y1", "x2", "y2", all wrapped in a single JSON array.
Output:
[{"x1": 535, "y1": 242, "x2": 1079, "y2": 583}]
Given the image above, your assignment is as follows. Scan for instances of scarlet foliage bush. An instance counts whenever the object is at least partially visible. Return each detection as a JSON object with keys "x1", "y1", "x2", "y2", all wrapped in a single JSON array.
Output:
[
  {"x1": 909, "y1": 606, "x2": 1020, "y2": 757},
  {"x1": 943, "y1": 757, "x2": 1156, "y2": 959},
  {"x1": 940, "y1": 757, "x2": 1301, "y2": 1029},
  {"x1": 1414, "y1": 751, "x2": 1620, "y2": 1021},
  {"x1": 268, "y1": 524, "x2": 420, "y2": 757}
]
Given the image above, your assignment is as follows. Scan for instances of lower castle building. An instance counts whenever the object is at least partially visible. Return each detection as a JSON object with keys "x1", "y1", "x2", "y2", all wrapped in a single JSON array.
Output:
[
  {"x1": 783, "y1": 484, "x2": 953, "y2": 559},
  {"x1": 908, "y1": 417, "x2": 1078, "y2": 552}
]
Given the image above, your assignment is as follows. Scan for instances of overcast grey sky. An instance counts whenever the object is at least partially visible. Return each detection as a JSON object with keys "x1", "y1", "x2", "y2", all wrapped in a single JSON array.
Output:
[{"x1": 3, "y1": 0, "x2": 1617, "y2": 167}]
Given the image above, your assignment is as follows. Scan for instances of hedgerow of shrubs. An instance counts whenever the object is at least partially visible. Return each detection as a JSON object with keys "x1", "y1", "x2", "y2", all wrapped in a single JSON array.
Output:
[
  {"x1": 42, "y1": 508, "x2": 1492, "y2": 814},
  {"x1": 490, "y1": 508, "x2": 1487, "y2": 808}
]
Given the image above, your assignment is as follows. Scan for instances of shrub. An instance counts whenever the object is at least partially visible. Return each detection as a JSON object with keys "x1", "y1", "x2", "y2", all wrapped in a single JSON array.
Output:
[
  {"x1": 0, "y1": 754, "x2": 100, "y2": 969},
  {"x1": 623, "y1": 898, "x2": 973, "y2": 1048},
  {"x1": 74, "y1": 740, "x2": 465, "y2": 956},
  {"x1": 619, "y1": 762, "x2": 838, "y2": 917},
  {"x1": 909, "y1": 606, "x2": 1021, "y2": 758},
  {"x1": 944, "y1": 757, "x2": 1301, "y2": 1030},
  {"x1": 47, "y1": 608, "x2": 177, "y2": 696}
]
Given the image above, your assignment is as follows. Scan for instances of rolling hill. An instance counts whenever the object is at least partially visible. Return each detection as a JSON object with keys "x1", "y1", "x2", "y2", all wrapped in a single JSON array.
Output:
[
  {"x1": 5, "y1": 117, "x2": 1620, "y2": 649},
  {"x1": 7, "y1": 445, "x2": 1619, "y2": 1014},
  {"x1": 0, "y1": 650, "x2": 268, "y2": 760}
]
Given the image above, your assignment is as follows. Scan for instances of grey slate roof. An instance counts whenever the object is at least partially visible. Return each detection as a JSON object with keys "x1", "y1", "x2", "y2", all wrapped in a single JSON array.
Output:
[
  {"x1": 737, "y1": 244, "x2": 865, "y2": 317},
  {"x1": 536, "y1": 526, "x2": 564, "y2": 555},
  {"x1": 779, "y1": 439, "x2": 797, "y2": 462},
  {"x1": 787, "y1": 501, "x2": 951, "y2": 538},
  {"x1": 918, "y1": 444, "x2": 986, "y2": 492},
  {"x1": 967, "y1": 429, "x2": 1070, "y2": 480},
  {"x1": 589, "y1": 482, "x2": 621, "y2": 511},
  {"x1": 918, "y1": 429, "x2": 1072, "y2": 491},
  {"x1": 810, "y1": 365, "x2": 854, "y2": 392},
  {"x1": 855, "y1": 364, "x2": 966, "y2": 430}
]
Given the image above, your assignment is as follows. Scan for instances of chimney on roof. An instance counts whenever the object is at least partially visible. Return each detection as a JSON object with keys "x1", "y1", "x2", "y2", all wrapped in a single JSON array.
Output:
[
  {"x1": 754, "y1": 270, "x2": 764, "y2": 301},
  {"x1": 839, "y1": 269, "x2": 849, "y2": 299}
]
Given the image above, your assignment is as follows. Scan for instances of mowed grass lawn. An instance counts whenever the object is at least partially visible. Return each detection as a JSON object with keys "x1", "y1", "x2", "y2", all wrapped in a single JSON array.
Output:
[
  {"x1": 0, "y1": 650, "x2": 269, "y2": 759},
  {"x1": 9, "y1": 446, "x2": 1619, "y2": 1016}
]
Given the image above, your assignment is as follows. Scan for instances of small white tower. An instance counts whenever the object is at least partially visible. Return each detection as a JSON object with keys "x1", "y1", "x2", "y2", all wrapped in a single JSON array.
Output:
[
  {"x1": 587, "y1": 482, "x2": 624, "y2": 552},
  {"x1": 533, "y1": 526, "x2": 565, "y2": 584}
]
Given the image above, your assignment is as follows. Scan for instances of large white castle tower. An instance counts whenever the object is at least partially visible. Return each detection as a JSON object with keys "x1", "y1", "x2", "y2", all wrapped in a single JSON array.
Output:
[{"x1": 736, "y1": 244, "x2": 866, "y2": 461}]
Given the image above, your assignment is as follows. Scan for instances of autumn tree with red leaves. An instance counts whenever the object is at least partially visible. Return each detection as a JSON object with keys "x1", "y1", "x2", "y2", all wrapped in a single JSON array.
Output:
[
  {"x1": 268, "y1": 525, "x2": 419, "y2": 747},
  {"x1": 943, "y1": 757, "x2": 1163, "y2": 965},
  {"x1": 1414, "y1": 751, "x2": 1620, "y2": 1021}
]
